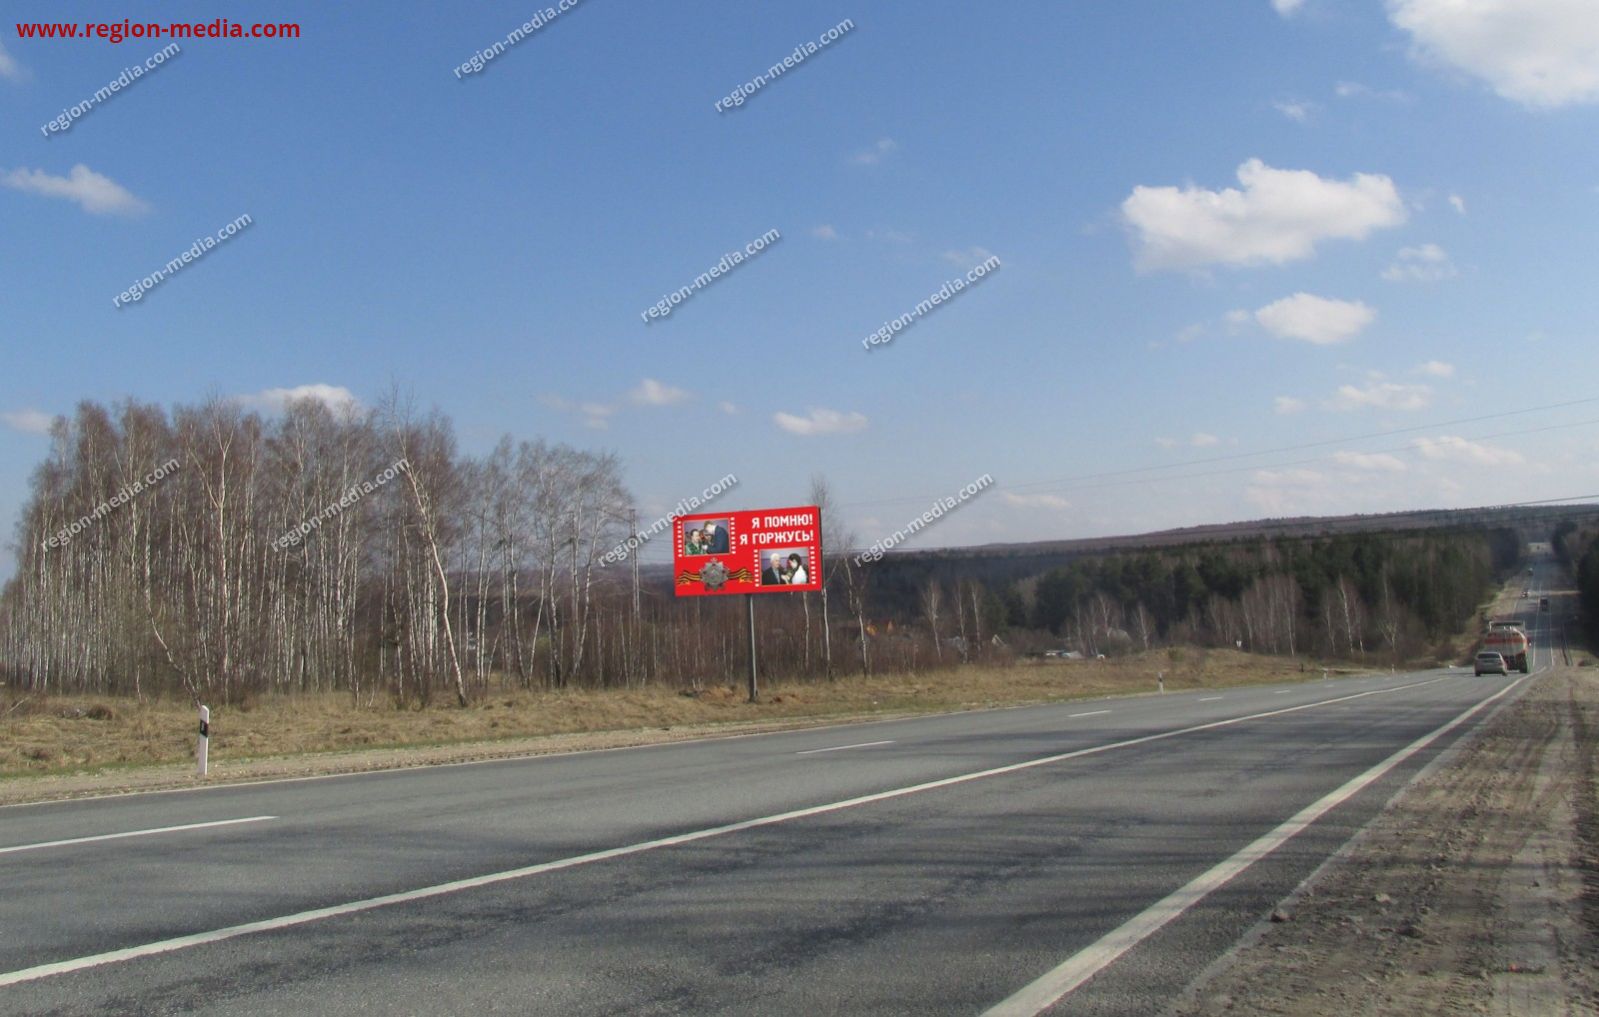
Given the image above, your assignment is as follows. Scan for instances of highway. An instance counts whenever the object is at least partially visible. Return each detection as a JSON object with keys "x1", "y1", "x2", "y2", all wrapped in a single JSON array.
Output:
[{"x1": 0, "y1": 567, "x2": 1562, "y2": 1015}]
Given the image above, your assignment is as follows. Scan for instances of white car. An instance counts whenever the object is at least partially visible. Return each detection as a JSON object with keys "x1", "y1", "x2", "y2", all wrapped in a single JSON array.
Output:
[{"x1": 1474, "y1": 651, "x2": 1508, "y2": 677}]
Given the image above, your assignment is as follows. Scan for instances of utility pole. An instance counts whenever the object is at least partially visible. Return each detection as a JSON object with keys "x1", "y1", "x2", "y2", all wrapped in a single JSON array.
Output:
[
  {"x1": 630, "y1": 509, "x2": 641, "y2": 684},
  {"x1": 746, "y1": 594, "x2": 759, "y2": 703}
]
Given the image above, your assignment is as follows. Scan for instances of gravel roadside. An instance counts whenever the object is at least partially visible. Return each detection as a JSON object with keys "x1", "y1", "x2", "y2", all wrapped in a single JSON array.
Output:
[{"x1": 1173, "y1": 667, "x2": 1599, "y2": 1016}]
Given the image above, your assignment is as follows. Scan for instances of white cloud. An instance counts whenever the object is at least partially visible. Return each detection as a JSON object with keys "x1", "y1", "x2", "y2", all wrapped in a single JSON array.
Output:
[
  {"x1": 1175, "y1": 322, "x2": 1207, "y2": 343},
  {"x1": 579, "y1": 403, "x2": 615, "y2": 429},
  {"x1": 942, "y1": 246, "x2": 996, "y2": 269},
  {"x1": 1326, "y1": 381, "x2": 1433, "y2": 411},
  {"x1": 1252, "y1": 469, "x2": 1326, "y2": 487},
  {"x1": 238, "y1": 384, "x2": 361, "y2": 414},
  {"x1": 0, "y1": 39, "x2": 26, "y2": 82},
  {"x1": 1272, "y1": 0, "x2": 1307, "y2": 15},
  {"x1": 1246, "y1": 467, "x2": 1329, "y2": 514},
  {"x1": 810, "y1": 224, "x2": 839, "y2": 240},
  {"x1": 1121, "y1": 159, "x2": 1406, "y2": 271},
  {"x1": 1334, "y1": 450, "x2": 1408, "y2": 472},
  {"x1": 1449, "y1": 193, "x2": 1467, "y2": 214},
  {"x1": 717, "y1": 400, "x2": 740, "y2": 415},
  {"x1": 1154, "y1": 436, "x2": 1179, "y2": 449},
  {"x1": 1387, "y1": 0, "x2": 1599, "y2": 108},
  {"x1": 1414, "y1": 435, "x2": 1524, "y2": 465},
  {"x1": 1274, "y1": 396, "x2": 1308, "y2": 415},
  {"x1": 1415, "y1": 359, "x2": 1455, "y2": 377},
  {"x1": 773, "y1": 407, "x2": 868, "y2": 436},
  {"x1": 629, "y1": 378, "x2": 690, "y2": 406},
  {"x1": 851, "y1": 138, "x2": 898, "y2": 166},
  {"x1": 1002, "y1": 492, "x2": 1072, "y2": 510},
  {"x1": 1190, "y1": 432, "x2": 1221, "y2": 447},
  {"x1": 2, "y1": 409, "x2": 54, "y2": 435},
  {"x1": 1335, "y1": 80, "x2": 1413, "y2": 102},
  {"x1": 1382, "y1": 242, "x2": 1457, "y2": 282},
  {"x1": 1253, "y1": 293, "x2": 1377, "y2": 344},
  {"x1": 1272, "y1": 98, "x2": 1314, "y2": 121},
  {"x1": 2, "y1": 164, "x2": 150, "y2": 216},
  {"x1": 865, "y1": 227, "x2": 914, "y2": 245},
  {"x1": 539, "y1": 394, "x2": 617, "y2": 430}
]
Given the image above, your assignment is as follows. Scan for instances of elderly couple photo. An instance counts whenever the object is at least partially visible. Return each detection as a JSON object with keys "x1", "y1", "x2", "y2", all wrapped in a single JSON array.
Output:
[{"x1": 760, "y1": 550, "x2": 809, "y2": 587}]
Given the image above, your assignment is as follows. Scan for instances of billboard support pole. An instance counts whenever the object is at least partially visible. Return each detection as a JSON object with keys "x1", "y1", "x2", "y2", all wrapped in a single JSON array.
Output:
[{"x1": 746, "y1": 594, "x2": 759, "y2": 703}]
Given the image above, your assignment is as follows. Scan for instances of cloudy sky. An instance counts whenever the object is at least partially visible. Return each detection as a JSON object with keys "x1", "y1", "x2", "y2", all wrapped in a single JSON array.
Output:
[{"x1": 3, "y1": 0, "x2": 1599, "y2": 577}]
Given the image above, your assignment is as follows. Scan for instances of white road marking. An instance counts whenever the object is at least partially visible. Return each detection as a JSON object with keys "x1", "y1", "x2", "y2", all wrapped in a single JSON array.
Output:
[
  {"x1": 0, "y1": 817, "x2": 276, "y2": 857},
  {"x1": 980, "y1": 674, "x2": 1527, "y2": 1016},
  {"x1": 1198, "y1": 696, "x2": 1224, "y2": 702},
  {"x1": 795, "y1": 739, "x2": 895, "y2": 755},
  {"x1": 1068, "y1": 710, "x2": 1110, "y2": 719},
  {"x1": 0, "y1": 676, "x2": 1451, "y2": 990}
]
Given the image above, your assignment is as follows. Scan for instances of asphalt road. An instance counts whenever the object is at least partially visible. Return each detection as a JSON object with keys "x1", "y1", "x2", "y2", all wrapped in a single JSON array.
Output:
[{"x1": 0, "y1": 565, "x2": 1562, "y2": 1015}]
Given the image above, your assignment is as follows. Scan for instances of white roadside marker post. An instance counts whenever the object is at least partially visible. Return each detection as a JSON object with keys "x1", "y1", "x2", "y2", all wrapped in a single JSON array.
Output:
[{"x1": 197, "y1": 705, "x2": 210, "y2": 777}]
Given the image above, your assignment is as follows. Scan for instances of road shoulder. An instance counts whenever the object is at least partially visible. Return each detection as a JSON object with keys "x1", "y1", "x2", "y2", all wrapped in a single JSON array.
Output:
[{"x1": 1172, "y1": 667, "x2": 1599, "y2": 1017}]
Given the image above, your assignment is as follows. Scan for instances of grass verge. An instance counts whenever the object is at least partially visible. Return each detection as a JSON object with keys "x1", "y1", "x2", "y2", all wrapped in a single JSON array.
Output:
[{"x1": 1, "y1": 649, "x2": 1372, "y2": 805}]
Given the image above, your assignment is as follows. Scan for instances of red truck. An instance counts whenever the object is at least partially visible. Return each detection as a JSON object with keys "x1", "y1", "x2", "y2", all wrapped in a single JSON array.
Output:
[{"x1": 1483, "y1": 620, "x2": 1530, "y2": 673}]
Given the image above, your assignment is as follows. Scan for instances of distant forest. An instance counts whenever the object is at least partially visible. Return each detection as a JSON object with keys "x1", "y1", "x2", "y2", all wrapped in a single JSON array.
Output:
[
  {"x1": 1554, "y1": 520, "x2": 1599, "y2": 649},
  {"x1": 864, "y1": 528, "x2": 1520, "y2": 661},
  {"x1": 0, "y1": 397, "x2": 1536, "y2": 706}
]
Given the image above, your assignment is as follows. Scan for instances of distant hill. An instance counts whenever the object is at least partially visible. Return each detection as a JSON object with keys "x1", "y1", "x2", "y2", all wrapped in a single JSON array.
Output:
[
  {"x1": 870, "y1": 502, "x2": 1590, "y2": 602},
  {"x1": 936, "y1": 501, "x2": 1599, "y2": 560},
  {"x1": 630, "y1": 501, "x2": 1599, "y2": 598}
]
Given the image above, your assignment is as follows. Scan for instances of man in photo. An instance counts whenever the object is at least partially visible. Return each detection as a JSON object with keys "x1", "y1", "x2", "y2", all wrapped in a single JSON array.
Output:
[
  {"x1": 705, "y1": 521, "x2": 729, "y2": 554},
  {"x1": 762, "y1": 552, "x2": 786, "y2": 586},
  {"x1": 685, "y1": 527, "x2": 707, "y2": 555}
]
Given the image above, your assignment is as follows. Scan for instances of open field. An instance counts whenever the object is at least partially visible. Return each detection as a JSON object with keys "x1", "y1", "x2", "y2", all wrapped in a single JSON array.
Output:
[{"x1": 0, "y1": 649, "x2": 1366, "y2": 805}]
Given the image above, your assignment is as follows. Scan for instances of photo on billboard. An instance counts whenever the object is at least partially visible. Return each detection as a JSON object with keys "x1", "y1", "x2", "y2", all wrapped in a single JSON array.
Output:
[
  {"x1": 672, "y1": 505, "x2": 821, "y2": 597},
  {"x1": 682, "y1": 519, "x2": 730, "y2": 556},
  {"x1": 759, "y1": 549, "x2": 810, "y2": 587}
]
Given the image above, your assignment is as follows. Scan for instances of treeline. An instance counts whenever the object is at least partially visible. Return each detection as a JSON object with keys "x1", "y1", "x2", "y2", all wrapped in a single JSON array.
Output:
[
  {"x1": 1554, "y1": 520, "x2": 1599, "y2": 648},
  {"x1": 1003, "y1": 530, "x2": 1519, "y2": 660},
  {"x1": 0, "y1": 397, "x2": 927, "y2": 705},
  {"x1": 0, "y1": 396, "x2": 1534, "y2": 707}
]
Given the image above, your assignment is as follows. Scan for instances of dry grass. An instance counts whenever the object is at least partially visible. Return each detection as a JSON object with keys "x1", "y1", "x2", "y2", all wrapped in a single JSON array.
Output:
[{"x1": 0, "y1": 650, "x2": 1359, "y2": 791}]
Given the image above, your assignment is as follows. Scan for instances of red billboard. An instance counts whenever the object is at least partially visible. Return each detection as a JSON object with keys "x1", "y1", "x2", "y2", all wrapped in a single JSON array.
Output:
[{"x1": 673, "y1": 505, "x2": 822, "y2": 596}]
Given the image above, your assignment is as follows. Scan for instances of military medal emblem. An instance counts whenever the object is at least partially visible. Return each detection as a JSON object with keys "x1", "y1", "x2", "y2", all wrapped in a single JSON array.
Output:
[{"x1": 700, "y1": 559, "x2": 729, "y2": 590}]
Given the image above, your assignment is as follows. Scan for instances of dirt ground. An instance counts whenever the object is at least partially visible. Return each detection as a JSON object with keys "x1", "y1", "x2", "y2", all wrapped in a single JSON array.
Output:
[
  {"x1": 1172, "y1": 665, "x2": 1599, "y2": 1017},
  {"x1": 0, "y1": 649, "x2": 1352, "y2": 806}
]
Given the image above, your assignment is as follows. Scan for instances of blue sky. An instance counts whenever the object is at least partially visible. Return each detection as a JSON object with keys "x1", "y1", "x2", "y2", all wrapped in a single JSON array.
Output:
[{"x1": 3, "y1": 0, "x2": 1599, "y2": 578}]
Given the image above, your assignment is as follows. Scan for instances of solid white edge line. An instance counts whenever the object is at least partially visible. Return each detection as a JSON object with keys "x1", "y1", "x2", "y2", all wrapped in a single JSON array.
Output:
[
  {"x1": 1068, "y1": 710, "x2": 1111, "y2": 719},
  {"x1": 1198, "y1": 696, "x2": 1224, "y2": 702},
  {"x1": 0, "y1": 675, "x2": 1450, "y2": 990},
  {"x1": 979, "y1": 673, "x2": 1529, "y2": 1016},
  {"x1": 794, "y1": 740, "x2": 895, "y2": 755},
  {"x1": 0, "y1": 817, "x2": 277, "y2": 856}
]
